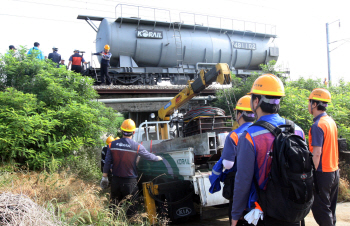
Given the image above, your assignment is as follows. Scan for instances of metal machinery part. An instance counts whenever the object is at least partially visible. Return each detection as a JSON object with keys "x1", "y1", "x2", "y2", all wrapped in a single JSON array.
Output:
[{"x1": 78, "y1": 5, "x2": 278, "y2": 85}]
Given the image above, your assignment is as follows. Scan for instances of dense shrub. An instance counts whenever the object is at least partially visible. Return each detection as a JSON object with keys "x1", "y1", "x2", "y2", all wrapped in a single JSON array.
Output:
[{"x1": 0, "y1": 47, "x2": 121, "y2": 170}]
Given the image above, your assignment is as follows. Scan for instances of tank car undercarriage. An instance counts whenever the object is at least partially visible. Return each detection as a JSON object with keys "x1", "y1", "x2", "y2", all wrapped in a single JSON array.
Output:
[{"x1": 84, "y1": 66, "x2": 197, "y2": 85}]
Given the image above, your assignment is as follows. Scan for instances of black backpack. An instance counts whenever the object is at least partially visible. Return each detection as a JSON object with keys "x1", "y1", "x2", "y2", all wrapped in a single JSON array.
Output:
[{"x1": 252, "y1": 120, "x2": 317, "y2": 223}]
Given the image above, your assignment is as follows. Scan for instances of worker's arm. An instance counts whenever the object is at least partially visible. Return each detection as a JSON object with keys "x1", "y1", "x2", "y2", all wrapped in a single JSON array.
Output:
[
  {"x1": 231, "y1": 132, "x2": 255, "y2": 221},
  {"x1": 102, "y1": 147, "x2": 112, "y2": 177},
  {"x1": 221, "y1": 132, "x2": 238, "y2": 169},
  {"x1": 310, "y1": 124, "x2": 324, "y2": 171},
  {"x1": 138, "y1": 145, "x2": 162, "y2": 161},
  {"x1": 312, "y1": 146, "x2": 322, "y2": 170}
]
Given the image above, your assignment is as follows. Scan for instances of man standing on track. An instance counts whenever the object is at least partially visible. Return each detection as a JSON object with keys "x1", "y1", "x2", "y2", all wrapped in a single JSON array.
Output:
[
  {"x1": 93, "y1": 44, "x2": 112, "y2": 85},
  {"x1": 68, "y1": 49, "x2": 88, "y2": 74}
]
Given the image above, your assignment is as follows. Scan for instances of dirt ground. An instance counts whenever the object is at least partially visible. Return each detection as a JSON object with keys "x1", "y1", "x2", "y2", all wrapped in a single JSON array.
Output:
[{"x1": 174, "y1": 202, "x2": 350, "y2": 226}]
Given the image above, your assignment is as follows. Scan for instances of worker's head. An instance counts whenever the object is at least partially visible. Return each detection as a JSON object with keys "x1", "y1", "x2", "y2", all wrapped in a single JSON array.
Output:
[
  {"x1": 34, "y1": 42, "x2": 40, "y2": 47},
  {"x1": 74, "y1": 49, "x2": 79, "y2": 53},
  {"x1": 52, "y1": 46, "x2": 58, "y2": 52},
  {"x1": 121, "y1": 119, "x2": 136, "y2": 137},
  {"x1": 9, "y1": 45, "x2": 16, "y2": 51},
  {"x1": 60, "y1": 58, "x2": 65, "y2": 63},
  {"x1": 234, "y1": 95, "x2": 255, "y2": 125},
  {"x1": 308, "y1": 88, "x2": 331, "y2": 115},
  {"x1": 104, "y1": 44, "x2": 110, "y2": 53},
  {"x1": 249, "y1": 74, "x2": 285, "y2": 118},
  {"x1": 106, "y1": 136, "x2": 114, "y2": 145}
]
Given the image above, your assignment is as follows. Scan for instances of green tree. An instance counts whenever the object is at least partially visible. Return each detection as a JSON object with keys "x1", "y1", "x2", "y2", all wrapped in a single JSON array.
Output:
[{"x1": 0, "y1": 47, "x2": 121, "y2": 169}]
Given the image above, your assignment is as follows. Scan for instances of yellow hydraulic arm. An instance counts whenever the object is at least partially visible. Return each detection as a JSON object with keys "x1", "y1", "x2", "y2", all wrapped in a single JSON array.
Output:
[{"x1": 157, "y1": 63, "x2": 231, "y2": 139}]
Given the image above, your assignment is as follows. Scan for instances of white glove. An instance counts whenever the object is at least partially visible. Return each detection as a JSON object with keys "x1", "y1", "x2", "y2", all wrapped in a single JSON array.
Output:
[
  {"x1": 100, "y1": 176, "x2": 109, "y2": 189},
  {"x1": 157, "y1": 156, "x2": 163, "y2": 161},
  {"x1": 244, "y1": 208, "x2": 263, "y2": 226}
]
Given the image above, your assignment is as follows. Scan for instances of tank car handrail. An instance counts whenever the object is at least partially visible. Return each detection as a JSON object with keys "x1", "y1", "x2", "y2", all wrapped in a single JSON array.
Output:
[
  {"x1": 179, "y1": 11, "x2": 276, "y2": 35},
  {"x1": 115, "y1": 4, "x2": 171, "y2": 24}
]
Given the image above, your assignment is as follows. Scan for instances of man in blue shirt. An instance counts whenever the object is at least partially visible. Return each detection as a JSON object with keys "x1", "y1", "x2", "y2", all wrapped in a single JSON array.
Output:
[
  {"x1": 27, "y1": 42, "x2": 45, "y2": 60},
  {"x1": 48, "y1": 46, "x2": 61, "y2": 67},
  {"x1": 93, "y1": 44, "x2": 112, "y2": 85},
  {"x1": 101, "y1": 119, "x2": 163, "y2": 217},
  {"x1": 221, "y1": 95, "x2": 255, "y2": 224},
  {"x1": 231, "y1": 74, "x2": 305, "y2": 226}
]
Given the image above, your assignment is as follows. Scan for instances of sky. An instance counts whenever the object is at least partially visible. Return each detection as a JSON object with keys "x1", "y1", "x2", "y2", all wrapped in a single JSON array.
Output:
[{"x1": 1, "y1": 0, "x2": 349, "y2": 83}]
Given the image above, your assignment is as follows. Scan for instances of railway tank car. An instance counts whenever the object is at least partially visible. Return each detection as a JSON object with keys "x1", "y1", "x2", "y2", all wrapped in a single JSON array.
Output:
[{"x1": 78, "y1": 8, "x2": 279, "y2": 85}]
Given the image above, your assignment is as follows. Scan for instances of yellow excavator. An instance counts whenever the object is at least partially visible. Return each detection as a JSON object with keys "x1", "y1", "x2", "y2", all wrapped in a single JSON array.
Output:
[{"x1": 157, "y1": 63, "x2": 233, "y2": 140}]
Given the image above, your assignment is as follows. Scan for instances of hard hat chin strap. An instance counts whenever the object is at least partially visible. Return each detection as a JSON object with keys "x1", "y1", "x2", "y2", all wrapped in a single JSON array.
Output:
[
  {"x1": 236, "y1": 111, "x2": 255, "y2": 123},
  {"x1": 252, "y1": 95, "x2": 280, "y2": 115},
  {"x1": 311, "y1": 101, "x2": 328, "y2": 114}
]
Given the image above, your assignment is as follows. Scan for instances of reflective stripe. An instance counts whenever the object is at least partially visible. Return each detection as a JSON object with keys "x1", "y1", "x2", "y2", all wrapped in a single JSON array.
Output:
[
  {"x1": 251, "y1": 89, "x2": 285, "y2": 96},
  {"x1": 311, "y1": 97, "x2": 331, "y2": 102},
  {"x1": 110, "y1": 148, "x2": 137, "y2": 153},
  {"x1": 212, "y1": 169, "x2": 221, "y2": 175},
  {"x1": 251, "y1": 129, "x2": 270, "y2": 137},
  {"x1": 121, "y1": 126, "x2": 135, "y2": 132},
  {"x1": 235, "y1": 106, "x2": 251, "y2": 111}
]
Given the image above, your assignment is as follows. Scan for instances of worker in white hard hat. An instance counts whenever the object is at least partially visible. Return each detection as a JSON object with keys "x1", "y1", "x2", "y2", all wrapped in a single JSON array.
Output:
[{"x1": 59, "y1": 58, "x2": 67, "y2": 69}]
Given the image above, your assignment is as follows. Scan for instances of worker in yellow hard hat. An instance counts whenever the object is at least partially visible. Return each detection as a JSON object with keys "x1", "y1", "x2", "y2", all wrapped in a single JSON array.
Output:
[
  {"x1": 100, "y1": 119, "x2": 163, "y2": 217},
  {"x1": 307, "y1": 88, "x2": 339, "y2": 226},
  {"x1": 231, "y1": 74, "x2": 307, "y2": 226},
  {"x1": 93, "y1": 44, "x2": 112, "y2": 86},
  {"x1": 101, "y1": 136, "x2": 114, "y2": 174},
  {"x1": 210, "y1": 95, "x2": 255, "y2": 224}
]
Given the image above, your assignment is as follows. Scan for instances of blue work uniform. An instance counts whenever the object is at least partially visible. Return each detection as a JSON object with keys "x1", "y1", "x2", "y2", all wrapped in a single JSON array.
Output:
[
  {"x1": 104, "y1": 137, "x2": 159, "y2": 216},
  {"x1": 93, "y1": 51, "x2": 112, "y2": 84},
  {"x1": 48, "y1": 51, "x2": 61, "y2": 66},
  {"x1": 231, "y1": 114, "x2": 305, "y2": 225},
  {"x1": 27, "y1": 47, "x2": 45, "y2": 60}
]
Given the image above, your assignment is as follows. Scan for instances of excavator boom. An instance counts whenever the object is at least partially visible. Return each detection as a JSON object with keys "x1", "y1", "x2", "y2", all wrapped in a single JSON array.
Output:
[{"x1": 158, "y1": 63, "x2": 231, "y2": 121}]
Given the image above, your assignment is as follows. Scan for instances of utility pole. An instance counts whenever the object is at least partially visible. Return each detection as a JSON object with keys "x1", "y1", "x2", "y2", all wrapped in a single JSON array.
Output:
[{"x1": 325, "y1": 19, "x2": 340, "y2": 85}]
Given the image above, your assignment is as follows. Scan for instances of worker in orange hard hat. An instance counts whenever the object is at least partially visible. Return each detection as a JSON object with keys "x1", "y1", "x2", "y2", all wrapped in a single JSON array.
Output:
[
  {"x1": 210, "y1": 94, "x2": 255, "y2": 224},
  {"x1": 324, "y1": 77, "x2": 328, "y2": 86},
  {"x1": 231, "y1": 74, "x2": 307, "y2": 226},
  {"x1": 93, "y1": 44, "x2": 112, "y2": 86},
  {"x1": 101, "y1": 136, "x2": 114, "y2": 174},
  {"x1": 307, "y1": 88, "x2": 339, "y2": 226},
  {"x1": 101, "y1": 119, "x2": 163, "y2": 217}
]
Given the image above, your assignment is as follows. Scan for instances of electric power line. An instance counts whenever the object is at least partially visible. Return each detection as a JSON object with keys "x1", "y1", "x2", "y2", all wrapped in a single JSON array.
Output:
[
  {"x1": 330, "y1": 40, "x2": 350, "y2": 52},
  {"x1": 11, "y1": 0, "x2": 115, "y2": 14},
  {"x1": 0, "y1": 13, "x2": 84, "y2": 24}
]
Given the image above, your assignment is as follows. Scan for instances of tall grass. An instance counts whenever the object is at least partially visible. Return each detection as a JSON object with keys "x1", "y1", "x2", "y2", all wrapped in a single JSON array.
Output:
[{"x1": 0, "y1": 167, "x2": 155, "y2": 225}]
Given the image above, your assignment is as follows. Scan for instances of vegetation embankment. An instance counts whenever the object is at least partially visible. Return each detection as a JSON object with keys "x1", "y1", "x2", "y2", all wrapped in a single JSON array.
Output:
[
  {"x1": 0, "y1": 48, "x2": 154, "y2": 225},
  {"x1": 214, "y1": 61, "x2": 350, "y2": 201}
]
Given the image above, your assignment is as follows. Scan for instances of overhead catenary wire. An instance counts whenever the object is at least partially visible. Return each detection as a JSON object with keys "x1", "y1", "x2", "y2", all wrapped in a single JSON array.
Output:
[
  {"x1": 11, "y1": 0, "x2": 115, "y2": 14},
  {"x1": 0, "y1": 13, "x2": 84, "y2": 24}
]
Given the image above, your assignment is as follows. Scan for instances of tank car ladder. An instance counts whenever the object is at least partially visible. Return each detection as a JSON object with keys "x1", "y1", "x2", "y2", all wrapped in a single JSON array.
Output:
[{"x1": 173, "y1": 22, "x2": 184, "y2": 71}]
